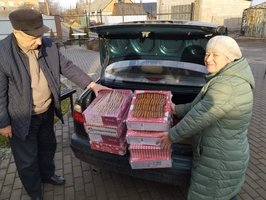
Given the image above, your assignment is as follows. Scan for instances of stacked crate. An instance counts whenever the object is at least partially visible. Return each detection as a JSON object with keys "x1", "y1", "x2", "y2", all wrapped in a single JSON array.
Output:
[
  {"x1": 83, "y1": 89, "x2": 132, "y2": 155},
  {"x1": 126, "y1": 90, "x2": 172, "y2": 169}
]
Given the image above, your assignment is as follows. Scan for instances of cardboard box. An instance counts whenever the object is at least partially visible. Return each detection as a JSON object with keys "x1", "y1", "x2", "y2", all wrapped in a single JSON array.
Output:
[
  {"x1": 128, "y1": 144, "x2": 172, "y2": 160},
  {"x1": 83, "y1": 89, "x2": 132, "y2": 127},
  {"x1": 90, "y1": 141, "x2": 127, "y2": 156},
  {"x1": 84, "y1": 121, "x2": 126, "y2": 137},
  {"x1": 129, "y1": 144, "x2": 172, "y2": 169},
  {"x1": 87, "y1": 124, "x2": 126, "y2": 146},
  {"x1": 126, "y1": 90, "x2": 171, "y2": 131},
  {"x1": 88, "y1": 133, "x2": 126, "y2": 146},
  {"x1": 126, "y1": 130, "x2": 167, "y2": 145},
  {"x1": 129, "y1": 158, "x2": 172, "y2": 169}
]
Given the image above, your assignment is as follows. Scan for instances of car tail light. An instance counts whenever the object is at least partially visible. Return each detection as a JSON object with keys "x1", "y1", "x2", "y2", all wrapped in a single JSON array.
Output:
[{"x1": 73, "y1": 104, "x2": 85, "y2": 124}]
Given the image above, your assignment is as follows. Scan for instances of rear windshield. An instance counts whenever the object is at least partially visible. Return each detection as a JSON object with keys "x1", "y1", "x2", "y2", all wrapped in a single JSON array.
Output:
[{"x1": 104, "y1": 60, "x2": 207, "y2": 87}]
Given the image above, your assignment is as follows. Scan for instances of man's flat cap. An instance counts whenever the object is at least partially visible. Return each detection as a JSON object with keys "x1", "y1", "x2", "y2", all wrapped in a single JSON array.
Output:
[{"x1": 9, "y1": 8, "x2": 49, "y2": 36}]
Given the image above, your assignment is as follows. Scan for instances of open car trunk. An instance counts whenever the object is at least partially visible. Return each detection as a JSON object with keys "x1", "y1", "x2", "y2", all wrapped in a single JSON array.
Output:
[{"x1": 71, "y1": 21, "x2": 227, "y2": 186}]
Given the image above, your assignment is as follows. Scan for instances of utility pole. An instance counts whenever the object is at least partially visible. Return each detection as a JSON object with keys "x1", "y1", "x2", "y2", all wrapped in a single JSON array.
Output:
[
  {"x1": 88, "y1": 0, "x2": 91, "y2": 27},
  {"x1": 85, "y1": 0, "x2": 91, "y2": 38},
  {"x1": 45, "y1": 0, "x2": 50, "y2": 15},
  {"x1": 157, "y1": 0, "x2": 160, "y2": 20},
  {"x1": 84, "y1": 10, "x2": 89, "y2": 38},
  {"x1": 121, "y1": 1, "x2": 124, "y2": 22}
]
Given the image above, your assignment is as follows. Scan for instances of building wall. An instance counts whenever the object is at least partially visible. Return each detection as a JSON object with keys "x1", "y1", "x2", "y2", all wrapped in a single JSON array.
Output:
[
  {"x1": 157, "y1": 0, "x2": 251, "y2": 32},
  {"x1": 104, "y1": 0, "x2": 133, "y2": 13},
  {"x1": 104, "y1": 0, "x2": 117, "y2": 13},
  {"x1": 157, "y1": 0, "x2": 193, "y2": 20},
  {"x1": 194, "y1": 0, "x2": 250, "y2": 31}
]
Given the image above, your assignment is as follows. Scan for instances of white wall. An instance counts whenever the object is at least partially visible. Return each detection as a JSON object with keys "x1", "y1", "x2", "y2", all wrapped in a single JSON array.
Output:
[
  {"x1": 0, "y1": 15, "x2": 57, "y2": 40},
  {"x1": 0, "y1": 17, "x2": 12, "y2": 40},
  {"x1": 91, "y1": 15, "x2": 147, "y2": 24}
]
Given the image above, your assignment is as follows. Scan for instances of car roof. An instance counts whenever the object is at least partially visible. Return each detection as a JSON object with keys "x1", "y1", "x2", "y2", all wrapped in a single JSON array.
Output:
[{"x1": 90, "y1": 20, "x2": 227, "y2": 36}]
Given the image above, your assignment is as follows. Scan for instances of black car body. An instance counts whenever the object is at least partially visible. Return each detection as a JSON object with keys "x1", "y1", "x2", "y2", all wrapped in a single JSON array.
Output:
[{"x1": 70, "y1": 21, "x2": 227, "y2": 186}]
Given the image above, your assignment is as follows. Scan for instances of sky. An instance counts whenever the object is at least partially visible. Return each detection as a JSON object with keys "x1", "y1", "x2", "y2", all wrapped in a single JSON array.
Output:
[
  {"x1": 251, "y1": 0, "x2": 266, "y2": 5},
  {"x1": 55, "y1": 0, "x2": 157, "y2": 9},
  {"x1": 55, "y1": 0, "x2": 266, "y2": 9}
]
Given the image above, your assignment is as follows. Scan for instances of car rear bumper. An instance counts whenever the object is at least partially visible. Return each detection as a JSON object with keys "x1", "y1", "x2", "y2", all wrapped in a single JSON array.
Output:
[{"x1": 71, "y1": 132, "x2": 192, "y2": 186}]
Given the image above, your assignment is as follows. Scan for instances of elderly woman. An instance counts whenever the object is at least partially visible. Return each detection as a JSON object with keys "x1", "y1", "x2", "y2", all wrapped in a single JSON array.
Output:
[{"x1": 158, "y1": 36, "x2": 255, "y2": 200}]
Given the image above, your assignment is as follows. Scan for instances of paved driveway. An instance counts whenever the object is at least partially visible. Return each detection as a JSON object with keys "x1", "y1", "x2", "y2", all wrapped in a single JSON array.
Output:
[
  {"x1": 236, "y1": 38, "x2": 266, "y2": 200},
  {"x1": 0, "y1": 38, "x2": 265, "y2": 200}
]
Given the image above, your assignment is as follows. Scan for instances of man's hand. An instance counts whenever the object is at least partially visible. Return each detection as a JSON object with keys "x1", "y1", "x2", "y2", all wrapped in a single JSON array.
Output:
[
  {"x1": 87, "y1": 82, "x2": 112, "y2": 96},
  {"x1": 0, "y1": 125, "x2": 12, "y2": 138},
  {"x1": 156, "y1": 134, "x2": 172, "y2": 151}
]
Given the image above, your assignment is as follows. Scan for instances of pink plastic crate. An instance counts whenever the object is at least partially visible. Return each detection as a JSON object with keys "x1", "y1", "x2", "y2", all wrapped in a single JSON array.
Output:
[
  {"x1": 126, "y1": 90, "x2": 171, "y2": 131},
  {"x1": 83, "y1": 89, "x2": 132, "y2": 127}
]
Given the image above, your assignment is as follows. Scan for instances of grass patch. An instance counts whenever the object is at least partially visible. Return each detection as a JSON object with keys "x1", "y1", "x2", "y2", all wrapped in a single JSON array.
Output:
[
  {"x1": 54, "y1": 97, "x2": 71, "y2": 123},
  {"x1": 0, "y1": 135, "x2": 9, "y2": 148}
]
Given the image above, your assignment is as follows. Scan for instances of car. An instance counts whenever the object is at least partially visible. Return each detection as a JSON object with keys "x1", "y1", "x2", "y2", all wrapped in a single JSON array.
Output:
[
  {"x1": 89, "y1": 20, "x2": 96, "y2": 26},
  {"x1": 70, "y1": 20, "x2": 227, "y2": 186}
]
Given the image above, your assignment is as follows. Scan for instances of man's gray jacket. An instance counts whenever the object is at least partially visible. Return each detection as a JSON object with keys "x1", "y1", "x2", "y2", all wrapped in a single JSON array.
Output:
[{"x1": 0, "y1": 34, "x2": 93, "y2": 140}]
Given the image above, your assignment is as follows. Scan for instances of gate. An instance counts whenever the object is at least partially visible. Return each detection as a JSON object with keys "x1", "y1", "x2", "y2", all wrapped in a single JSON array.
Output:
[{"x1": 171, "y1": 3, "x2": 194, "y2": 21}]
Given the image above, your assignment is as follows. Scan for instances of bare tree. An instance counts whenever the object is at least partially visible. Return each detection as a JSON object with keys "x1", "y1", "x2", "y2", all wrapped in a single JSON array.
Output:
[
  {"x1": 19, "y1": 2, "x2": 38, "y2": 10},
  {"x1": 39, "y1": 0, "x2": 62, "y2": 15},
  {"x1": 49, "y1": 0, "x2": 61, "y2": 15}
]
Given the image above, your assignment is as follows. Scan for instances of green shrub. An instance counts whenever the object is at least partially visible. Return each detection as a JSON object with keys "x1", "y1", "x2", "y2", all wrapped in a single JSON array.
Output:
[
  {"x1": 69, "y1": 26, "x2": 75, "y2": 40},
  {"x1": 83, "y1": 27, "x2": 88, "y2": 38}
]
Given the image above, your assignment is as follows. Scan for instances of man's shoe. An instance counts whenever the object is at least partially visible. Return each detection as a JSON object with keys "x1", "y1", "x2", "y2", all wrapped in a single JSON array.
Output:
[{"x1": 42, "y1": 175, "x2": 65, "y2": 185}]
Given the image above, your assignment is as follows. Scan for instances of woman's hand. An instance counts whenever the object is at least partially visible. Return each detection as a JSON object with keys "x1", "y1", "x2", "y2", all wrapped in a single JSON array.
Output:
[
  {"x1": 156, "y1": 134, "x2": 172, "y2": 151},
  {"x1": 87, "y1": 82, "x2": 112, "y2": 96},
  {"x1": 171, "y1": 102, "x2": 177, "y2": 115},
  {"x1": 0, "y1": 125, "x2": 12, "y2": 138}
]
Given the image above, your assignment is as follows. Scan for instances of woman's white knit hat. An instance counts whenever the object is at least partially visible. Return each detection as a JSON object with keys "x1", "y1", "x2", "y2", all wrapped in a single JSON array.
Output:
[{"x1": 206, "y1": 36, "x2": 242, "y2": 61}]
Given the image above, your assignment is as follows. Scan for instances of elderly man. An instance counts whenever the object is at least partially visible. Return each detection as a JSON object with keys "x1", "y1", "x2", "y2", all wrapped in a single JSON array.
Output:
[{"x1": 0, "y1": 8, "x2": 109, "y2": 200}]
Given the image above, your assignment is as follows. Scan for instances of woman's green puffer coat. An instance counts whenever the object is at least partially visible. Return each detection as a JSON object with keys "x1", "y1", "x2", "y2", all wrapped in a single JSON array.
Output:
[{"x1": 169, "y1": 57, "x2": 255, "y2": 200}]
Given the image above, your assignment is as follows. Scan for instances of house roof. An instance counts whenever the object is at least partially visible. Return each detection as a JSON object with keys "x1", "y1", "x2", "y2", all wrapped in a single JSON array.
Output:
[
  {"x1": 90, "y1": 0, "x2": 113, "y2": 12},
  {"x1": 90, "y1": 0, "x2": 134, "y2": 12},
  {"x1": 112, "y1": 3, "x2": 146, "y2": 15}
]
